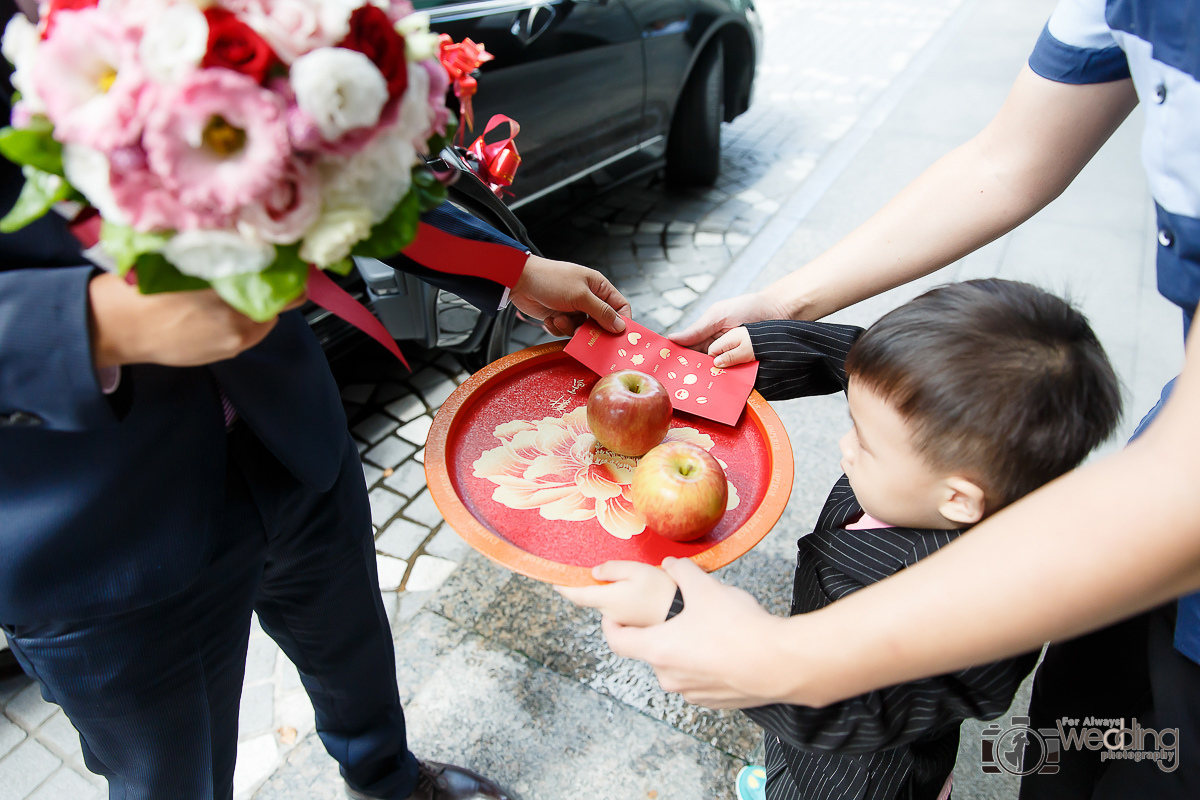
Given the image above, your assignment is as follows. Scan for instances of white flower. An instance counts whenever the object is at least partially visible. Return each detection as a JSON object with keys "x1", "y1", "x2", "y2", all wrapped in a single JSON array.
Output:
[
  {"x1": 300, "y1": 206, "x2": 372, "y2": 266},
  {"x1": 138, "y1": 3, "x2": 209, "y2": 84},
  {"x1": 392, "y1": 60, "x2": 434, "y2": 150},
  {"x1": 290, "y1": 47, "x2": 389, "y2": 141},
  {"x1": 164, "y1": 229, "x2": 276, "y2": 280},
  {"x1": 238, "y1": 0, "x2": 355, "y2": 64},
  {"x1": 395, "y1": 12, "x2": 439, "y2": 62},
  {"x1": 98, "y1": 0, "x2": 209, "y2": 31},
  {"x1": 62, "y1": 145, "x2": 129, "y2": 226},
  {"x1": 319, "y1": 126, "x2": 415, "y2": 224},
  {"x1": 2, "y1": 14, "x2": 45, "y2": 115}
]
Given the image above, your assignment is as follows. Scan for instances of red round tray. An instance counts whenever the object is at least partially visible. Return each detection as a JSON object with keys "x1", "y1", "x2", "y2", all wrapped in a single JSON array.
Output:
[{"x1": 425, "y1": 342, "x2": 793, "y2": 586}]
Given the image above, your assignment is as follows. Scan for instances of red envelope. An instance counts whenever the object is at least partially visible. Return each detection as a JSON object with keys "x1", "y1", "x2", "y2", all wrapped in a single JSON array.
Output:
[{"x1": 564, "y1": 317, "x2": 759, "y2": 426}]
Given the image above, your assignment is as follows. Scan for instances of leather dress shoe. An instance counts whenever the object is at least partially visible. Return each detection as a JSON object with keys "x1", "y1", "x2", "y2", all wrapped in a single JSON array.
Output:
[{"x1": 345, "y1": 760, "x2": 511, "y2": 800}]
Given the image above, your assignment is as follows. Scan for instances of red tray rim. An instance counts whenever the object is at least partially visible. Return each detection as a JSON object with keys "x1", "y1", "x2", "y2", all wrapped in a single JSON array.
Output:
[{"x1": 425, "y1": 342, "x2": 794, "y2": 586}]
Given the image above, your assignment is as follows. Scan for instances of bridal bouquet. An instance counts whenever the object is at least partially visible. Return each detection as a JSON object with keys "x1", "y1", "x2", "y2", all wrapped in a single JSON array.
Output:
[{"x1": 1, "y1": 0, "x2": 465, "y2": 320}]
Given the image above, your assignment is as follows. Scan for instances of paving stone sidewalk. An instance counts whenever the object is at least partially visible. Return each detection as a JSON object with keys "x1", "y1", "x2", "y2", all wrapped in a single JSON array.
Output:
[{"x1": 5, "y1": 0, "x2": 1176, "y2": 798}]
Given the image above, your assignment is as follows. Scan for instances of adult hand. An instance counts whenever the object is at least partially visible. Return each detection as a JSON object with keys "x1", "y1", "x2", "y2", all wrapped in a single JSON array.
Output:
[
  {"x1": 511, "y1": 255, "x2": 631, "y2": 337},
  {"x1": 602, "y1": 557, "x2": 789, "y2": 708},
  {"x1": 667, "y1": 291, "x2": 788, "y2": 361},
  {"x1": 555, "y1": 561, "x2": 679, "y2": 628},
  {"x1": 89, "y1": 272, "x2": 302, "y2": 369}
]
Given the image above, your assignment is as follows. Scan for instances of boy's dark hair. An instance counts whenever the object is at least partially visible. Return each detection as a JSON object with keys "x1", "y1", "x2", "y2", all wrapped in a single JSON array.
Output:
[{"x1": 844, "y1": 279, "x2": 1121, "y2": 511}]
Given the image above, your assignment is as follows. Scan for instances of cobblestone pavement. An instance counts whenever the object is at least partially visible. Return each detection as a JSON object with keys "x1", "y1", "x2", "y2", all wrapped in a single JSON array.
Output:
[{"x1": 1, "y1": 1, "x2": 1066, "y2": 798}]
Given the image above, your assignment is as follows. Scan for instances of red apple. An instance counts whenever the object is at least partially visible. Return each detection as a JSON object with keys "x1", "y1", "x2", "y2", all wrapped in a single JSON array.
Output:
[
  {"x1": 586, "y1": 370, "x2": 672, "y2": 456},
  {"x1": 631, "y1": 441, "x2": 728, "y2": 541}
]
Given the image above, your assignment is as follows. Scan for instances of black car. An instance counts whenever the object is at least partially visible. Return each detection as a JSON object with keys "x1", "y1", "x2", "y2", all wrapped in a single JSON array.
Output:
[
  {"x1": 312, "y1": 0, "x2": 761, "y2": 365},
  {"x1": 424, "y1": 0, "x2": 762, "y2": 203}
]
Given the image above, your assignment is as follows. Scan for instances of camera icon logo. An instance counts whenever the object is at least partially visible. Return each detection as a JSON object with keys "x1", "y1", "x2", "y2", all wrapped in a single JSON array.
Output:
[{"x1": 981, "y1": 717, "x2": 1061, "y2": 776}]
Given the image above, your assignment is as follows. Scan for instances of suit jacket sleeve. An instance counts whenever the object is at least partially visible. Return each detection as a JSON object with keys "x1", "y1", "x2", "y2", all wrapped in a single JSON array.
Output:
[
  {"x1": 0, "y1": 265, "x2": 121, "y2": 431},
  {"x1": 383, "y1": 202, "x2": 528, "y2": 316},
  {"x1": 745, "y1": 320, "x2": 864, "y2": 400},
  {"x1": 742, "y1": 650, "x2": 1038, "y2": 755},
  {"x1": 0, "y1": 146, "x2": 120, "y2": 432}
]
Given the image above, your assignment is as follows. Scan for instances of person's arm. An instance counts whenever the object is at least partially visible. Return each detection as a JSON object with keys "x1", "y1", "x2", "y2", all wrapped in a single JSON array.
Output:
[
  {"x1": 745, "y1": 650, "x2": 1038, "y2": 755},
  {"x1": 670, "y1": 68, "x2": 1139, "y2": 352},
  {"x1": 390, "y1": 202, "x2": 630, "y2": 335},
  {"x1": 604, "y1": 314, "x2": 1200, "y2": 708},
  {"x1": 0, "y1": 267, "x2": 286, "y2": 431},
  {"x1": 740, "y1": 320, "x2": 862, "y2": 399}
]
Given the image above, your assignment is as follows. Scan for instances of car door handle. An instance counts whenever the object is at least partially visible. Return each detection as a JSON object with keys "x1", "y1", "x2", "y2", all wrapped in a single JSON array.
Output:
[{"x1": 511, "y1": 4, "x2": 556, "y2": 44}]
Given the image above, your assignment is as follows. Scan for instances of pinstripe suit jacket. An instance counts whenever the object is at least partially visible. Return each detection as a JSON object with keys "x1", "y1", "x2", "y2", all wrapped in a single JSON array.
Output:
[{"x1": 740, "y1": 321, "x2": 1039, "y2": 800}]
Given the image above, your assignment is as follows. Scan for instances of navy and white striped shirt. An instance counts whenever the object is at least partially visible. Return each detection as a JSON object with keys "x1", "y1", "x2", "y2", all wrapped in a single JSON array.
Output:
[
  {"x1": 1029, "y1": 0, "x2": 1200, "y2": 321},
  {"x1": 1028, "y1": 0, "x2": 1200, "y2": 665}
]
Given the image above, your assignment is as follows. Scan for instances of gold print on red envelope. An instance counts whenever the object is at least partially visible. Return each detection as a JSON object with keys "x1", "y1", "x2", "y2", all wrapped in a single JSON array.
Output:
[
  {"x1": 564, "y1": 317, "x2": 760, "y2": 426},
  {"x1": 471, "y1": 407, "x2": 739, "y2": 539}
]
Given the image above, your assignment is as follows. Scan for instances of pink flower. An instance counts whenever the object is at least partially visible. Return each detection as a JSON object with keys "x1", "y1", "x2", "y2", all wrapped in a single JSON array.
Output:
[
  {"x1": 266, "y1": 77, "x2": 324, "y2": 152},
  {"x1": 229, "y1": 0, "x2": 353, "y2": 64},
  {"x1": 421, "y1": 59, "x2": 451, "y2": 138},
  {"x1": 238, "y1": 159, "x2": 321, "y2": 244},
  {"x1": 383, "y1": 0, "x2": 415, "y2": 25},
  {"x1": 108, "y1": 145, "x2": 233, "y2": 232},
  {"x1": 33, "y1": 8, "x2": 148, "y2": 150},
  {"x1": 10, "y1": 101, "x2": 34, "y2": 129},
  {"x1": 143, "y1": 69, "x2": 291, "y2": 218}
]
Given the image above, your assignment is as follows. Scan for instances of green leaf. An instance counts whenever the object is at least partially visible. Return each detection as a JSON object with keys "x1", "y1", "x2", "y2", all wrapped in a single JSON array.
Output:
[
  {"x1": 210, "y1": 245, "x2": 309, "y2": 323},
  {"x1": 0, "y1": 125, "x2": 64, "y2": 176},
  {"x1": 324, "y1": 257, "x2": 354, "y2": 277},
  {"x1": 350, "y1": 187, "x2": 421, "y2": 260},
  {"x1": 100, "y1": 221, "x2": 172, "y2": 276},
  {"x1": 413, "y1": 166, "x2": 448, "y2": 213},
  {"x1": 135, "y1": 252, "x2": 211, "y2": 294},
  {"x1": 135, "y1": 253, "x2": 211, "y2": 294},
  {"x1": 0, "y1": 168, "x2": 71, "y2": 232},
  {"x1": 426, "y1": 113, "x2": 458, "y2": 158}
]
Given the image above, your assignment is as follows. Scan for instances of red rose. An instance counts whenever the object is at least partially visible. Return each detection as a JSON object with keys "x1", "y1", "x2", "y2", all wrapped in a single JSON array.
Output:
[
  {"x1": 338, "y1": 5, "x2": 408, "y2": 99},
  {"x1": 41, "y1": 0, "x2": 99, "y2": 39},
  {"x1": 202, "y1": 8, "x2": 279, "y2": 85}
]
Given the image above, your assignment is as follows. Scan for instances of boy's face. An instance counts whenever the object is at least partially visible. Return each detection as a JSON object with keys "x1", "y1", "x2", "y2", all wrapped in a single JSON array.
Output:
[{"x1": 840, "y1": 379, "x2": 981, "y2": 530}]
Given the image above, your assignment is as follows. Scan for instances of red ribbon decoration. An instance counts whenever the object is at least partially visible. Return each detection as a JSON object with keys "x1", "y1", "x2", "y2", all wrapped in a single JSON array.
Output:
[
  {"x1": 437, "y1": 34, "x2": 493, "y2": 135},
  {"x1": 403, "y1": 220, "x2": 527, "y2": 289},
  {"x1": 306, "y1": 265, "x2": 410, "y2": 370},
  {"x1": 467, "y1": 115, "x2": 521, "y2": 198}
]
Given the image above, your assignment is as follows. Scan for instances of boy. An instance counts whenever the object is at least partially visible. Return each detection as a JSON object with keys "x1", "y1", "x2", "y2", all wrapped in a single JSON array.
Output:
[{"x1": 560, "y1": 279, "x2": 1122, "y2": 800}]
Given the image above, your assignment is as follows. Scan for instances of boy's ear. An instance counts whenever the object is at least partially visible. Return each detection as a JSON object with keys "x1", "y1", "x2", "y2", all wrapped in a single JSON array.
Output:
[{"x1": 938, "y1": 477, "x2": 986, "y2": 525}]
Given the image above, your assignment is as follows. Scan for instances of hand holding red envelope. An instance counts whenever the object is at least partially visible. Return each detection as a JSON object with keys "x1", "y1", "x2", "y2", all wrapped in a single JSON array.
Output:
[{"x1": 565, "y1": 316, "x2": 759, "y2": 426}]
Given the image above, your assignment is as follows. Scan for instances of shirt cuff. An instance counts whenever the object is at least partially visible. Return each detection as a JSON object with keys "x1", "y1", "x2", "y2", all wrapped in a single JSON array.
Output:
[
  {"x1": 665, "y1": 587, "x2": 685, "y2": 621},
  {"x1": 98, "y1": 366, "x2": 120, "y2": 395}
]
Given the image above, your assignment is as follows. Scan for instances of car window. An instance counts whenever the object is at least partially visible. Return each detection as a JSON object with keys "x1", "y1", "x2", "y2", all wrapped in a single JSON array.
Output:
[{"x1": 411, "y1": 0, "x2": 464, "y2": 8}]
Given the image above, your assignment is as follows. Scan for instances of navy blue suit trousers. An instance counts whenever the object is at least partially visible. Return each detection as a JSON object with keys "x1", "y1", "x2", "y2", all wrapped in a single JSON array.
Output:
[{"x1": 5, "y1": 425, "x2": 419, "y2": 799}]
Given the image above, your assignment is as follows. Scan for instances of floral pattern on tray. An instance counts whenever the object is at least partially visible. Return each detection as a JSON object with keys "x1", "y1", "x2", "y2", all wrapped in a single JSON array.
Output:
[{"x1": 471, "y1": 406, "x2": 740, "y2": 539}]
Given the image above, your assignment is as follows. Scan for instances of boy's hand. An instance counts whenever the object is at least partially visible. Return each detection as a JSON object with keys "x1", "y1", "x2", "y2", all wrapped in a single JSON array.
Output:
[
  {"x1": 555, "y1": 561, "x2": 679, "y2": 628},
  {"x1": 602, "y1": 557, "x2": 788, "y2": 707},
  {"x1": 708, "y1": 325, "x2": 755, "y2": 368}
]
